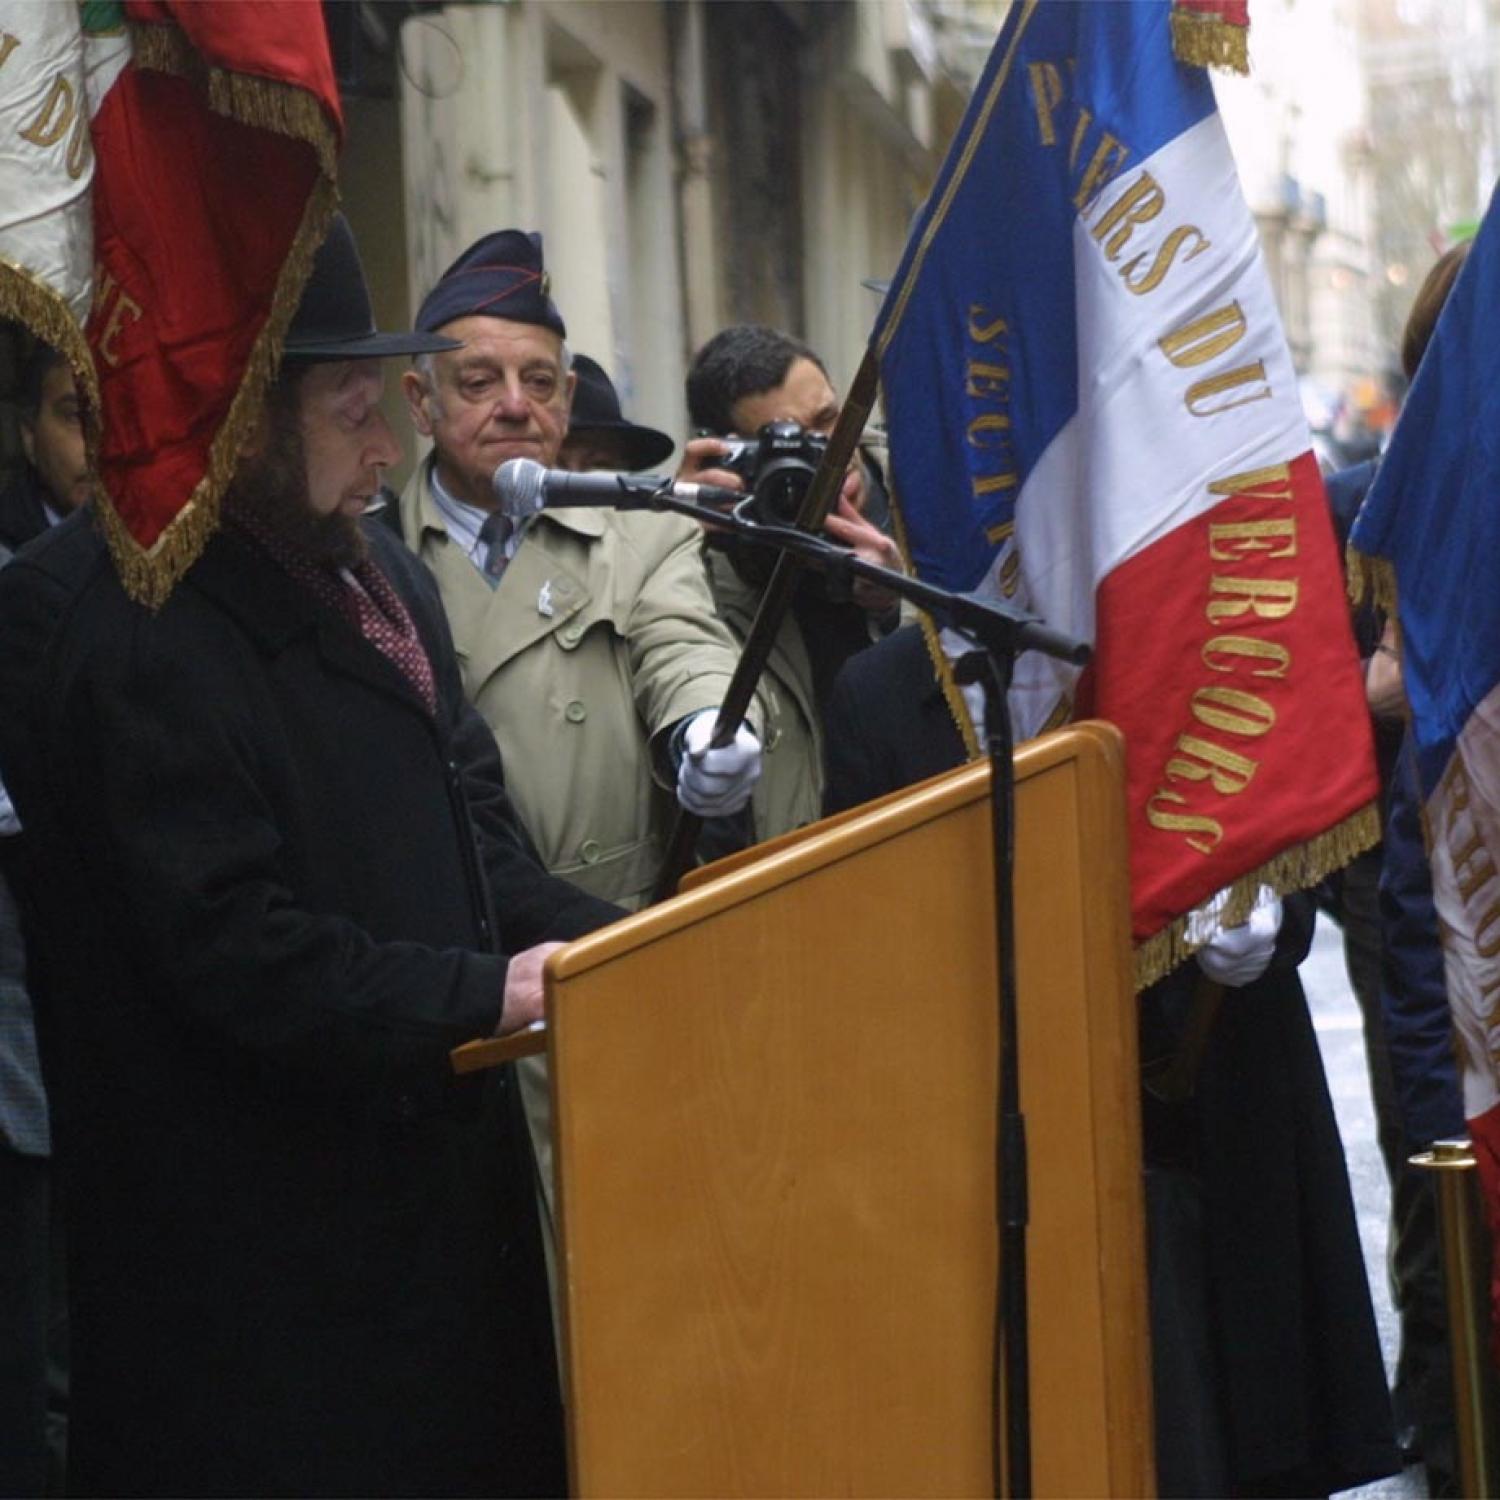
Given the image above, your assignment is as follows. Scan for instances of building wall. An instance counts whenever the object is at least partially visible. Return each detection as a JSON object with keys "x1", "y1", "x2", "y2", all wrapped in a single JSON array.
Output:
[
  {"x1": 339, "y1": 0, "x2": 963, "y2": 451},
  {"x1": 340, "y1": 94, "x2": 417, "y2": 487},
  {"x1": 392, "y1": 1, "x2": 686, "y2": 443},
  {"x1": 799, "y1": 2, "x2": 944, "y2": 396},
  {"x1": 1215, "y1": 0, "x2": 1380, "y2": 398}
]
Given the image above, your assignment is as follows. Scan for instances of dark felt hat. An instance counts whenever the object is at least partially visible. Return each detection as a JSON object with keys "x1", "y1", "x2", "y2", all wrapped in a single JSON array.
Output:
[
  {"x1": 564, "y1": 354, "x2": 675, "y2": 471},
  {"x1": 283, "y1": 214, "x2": 459, "y2": 362},
  {"x1": 415, "y1": 229, "x2": 567, "y2": 340}
]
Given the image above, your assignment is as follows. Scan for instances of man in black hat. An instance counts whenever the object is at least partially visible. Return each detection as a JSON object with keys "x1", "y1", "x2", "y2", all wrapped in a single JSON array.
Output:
[
  {"x1": 0, "y1": 212, "x2": 617, "y2": 1497},
  {"x1": 558, "y1": 353, "x2": 676, "y2": 474}
]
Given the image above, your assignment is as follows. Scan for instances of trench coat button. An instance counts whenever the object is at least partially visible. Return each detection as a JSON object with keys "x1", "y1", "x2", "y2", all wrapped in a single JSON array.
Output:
[
  {"x1": 559, "y1": 624, "x2": 582, "y2": 647},
  {"x1": 565, "y1": 700, "x2": 587, "y2": 723},
  {"x1": 580, "y1": 839, "x2": 602, "y2": 864}
]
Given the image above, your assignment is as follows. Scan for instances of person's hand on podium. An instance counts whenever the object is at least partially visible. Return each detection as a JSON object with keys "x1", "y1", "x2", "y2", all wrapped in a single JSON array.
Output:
[{"x1": 499, "y1": 942, "x2": 565, "y2": 1032}]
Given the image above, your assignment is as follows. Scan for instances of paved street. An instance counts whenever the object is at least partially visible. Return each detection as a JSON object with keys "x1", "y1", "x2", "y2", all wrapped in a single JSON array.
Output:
[{"x1": 1306, "y1": 914, "x2": 1429, "y2": 1500}]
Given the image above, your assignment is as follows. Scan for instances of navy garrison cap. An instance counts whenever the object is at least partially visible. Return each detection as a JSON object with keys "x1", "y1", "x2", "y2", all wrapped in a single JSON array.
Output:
[{"x1": 415, "y1": 229, "x2": 567, "y2": 340}]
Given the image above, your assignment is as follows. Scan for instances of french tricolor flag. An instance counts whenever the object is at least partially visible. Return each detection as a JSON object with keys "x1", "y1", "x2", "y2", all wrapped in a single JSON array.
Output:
[
  {"x1": 874, "y1": 0, "x2": 1378, "y2": 983},
  {"x1": 1352, "y1": 188, "x2": 1500, "y2": 1332}
]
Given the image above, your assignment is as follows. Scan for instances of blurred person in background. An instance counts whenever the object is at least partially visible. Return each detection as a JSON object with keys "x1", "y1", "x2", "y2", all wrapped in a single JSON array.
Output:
[
  {"x1": 556, "y1": 353, "x2": 675, "y2": 475},
  {"x1": 1320, "y1": 240, "x2": 1471, "y2": 1497},
  {"x1": 0, "y1": 339, "x2": 85, "y2": 1497}
]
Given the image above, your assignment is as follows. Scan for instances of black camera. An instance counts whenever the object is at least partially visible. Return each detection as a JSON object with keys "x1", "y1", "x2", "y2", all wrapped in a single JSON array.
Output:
[{"x1": 714, "y1": 420, "x2": 829, "y2": 525}]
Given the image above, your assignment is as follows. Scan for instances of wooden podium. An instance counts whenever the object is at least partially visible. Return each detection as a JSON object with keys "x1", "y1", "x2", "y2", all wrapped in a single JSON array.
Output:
[{"x1": 526, "y1": 723, "x2": 1150, "y2": 1496}]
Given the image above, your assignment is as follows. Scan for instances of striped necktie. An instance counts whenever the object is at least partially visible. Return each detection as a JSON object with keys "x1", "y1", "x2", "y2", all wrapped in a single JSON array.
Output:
[{"x1": 477, "y1": 509, "x2": 513, "y2": 586}]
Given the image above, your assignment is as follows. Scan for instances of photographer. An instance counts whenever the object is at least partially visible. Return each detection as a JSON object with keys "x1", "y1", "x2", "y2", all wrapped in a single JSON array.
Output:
[{"x1": 680, "y1": 325, "x2": 903, "y2": 841}]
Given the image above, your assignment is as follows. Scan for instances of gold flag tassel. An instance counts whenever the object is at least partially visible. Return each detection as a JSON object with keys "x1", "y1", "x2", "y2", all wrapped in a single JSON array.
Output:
[
  {"x1": 1346, "y1": 543, "x2": 1399, "y2": 615},
  {"x1": 1133, "y1": 800, "x2": 1382, "y2": 990},
  {"x1": 1170, "y1": 7, "x2": 1250, "y2": 76}
]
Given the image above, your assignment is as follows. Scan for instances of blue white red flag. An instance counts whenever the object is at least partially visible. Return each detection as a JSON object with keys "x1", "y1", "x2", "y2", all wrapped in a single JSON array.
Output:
[
  {"x1": 1350, "y1": 190, "x2": 1500, "y2": 1320},
  {"x1": 873, "y1": 0, "x2": 1378, "y2": 982}
]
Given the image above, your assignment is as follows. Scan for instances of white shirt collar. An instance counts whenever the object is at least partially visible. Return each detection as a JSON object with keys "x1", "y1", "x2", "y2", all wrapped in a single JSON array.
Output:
[{"x1": 429, "y1": 463, "x2": 524, "y2": 569}]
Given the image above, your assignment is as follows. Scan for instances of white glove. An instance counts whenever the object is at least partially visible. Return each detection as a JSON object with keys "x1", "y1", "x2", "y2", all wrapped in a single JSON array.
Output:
[
  {"x1": 1194, "y1": 889, "x2": 1282, "y2": 988},
  {"x1": 675, "y1": 710, "x2": 762, "y2": 817}
]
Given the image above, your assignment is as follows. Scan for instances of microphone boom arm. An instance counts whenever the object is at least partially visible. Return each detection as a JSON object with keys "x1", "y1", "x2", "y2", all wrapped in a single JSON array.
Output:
[{"x1": 626, "y1": 481, "x2": 1091, "y2": 670}]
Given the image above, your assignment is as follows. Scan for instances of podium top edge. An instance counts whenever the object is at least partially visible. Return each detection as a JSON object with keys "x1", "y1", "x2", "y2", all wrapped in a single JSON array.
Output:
[{"x1": 546, "y1": 721, "x2": 1124, "y2": 985}]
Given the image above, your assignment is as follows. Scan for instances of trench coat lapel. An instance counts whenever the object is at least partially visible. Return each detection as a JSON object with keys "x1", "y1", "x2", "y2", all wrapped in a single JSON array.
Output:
[{"x1": 465, "y1": 528, "x2": 593, "y2": 688}]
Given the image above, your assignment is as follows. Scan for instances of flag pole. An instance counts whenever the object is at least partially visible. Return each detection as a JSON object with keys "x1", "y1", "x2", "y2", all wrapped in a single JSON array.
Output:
[{"x1": 647, "y1": 347, "x2": 881, "y2": 906}]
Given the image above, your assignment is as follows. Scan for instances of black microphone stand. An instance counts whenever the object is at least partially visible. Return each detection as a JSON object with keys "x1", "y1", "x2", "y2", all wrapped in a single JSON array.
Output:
[{"x1": 591, "y1": 476, "x2": 1090, "y2": 1500}]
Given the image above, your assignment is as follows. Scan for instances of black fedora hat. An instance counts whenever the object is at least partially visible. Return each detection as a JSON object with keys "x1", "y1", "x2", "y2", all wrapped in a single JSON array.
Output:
[
  {"x1": 283, "y1": 214, "x2": 460, "y2": 361},
  {"x1": 563, "y1": 354, "x2": 675, "y2": 471}
]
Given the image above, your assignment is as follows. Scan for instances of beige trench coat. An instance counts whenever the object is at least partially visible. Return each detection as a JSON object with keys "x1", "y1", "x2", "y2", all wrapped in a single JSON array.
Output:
[{"x1": 399, "y1": 460, "x2": 754, "y2": 909}]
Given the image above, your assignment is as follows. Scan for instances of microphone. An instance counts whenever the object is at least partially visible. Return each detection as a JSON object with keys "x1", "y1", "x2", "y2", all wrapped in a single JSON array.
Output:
[{"x1": 493, "y1": 457, "x2": 741, "y2": 522}]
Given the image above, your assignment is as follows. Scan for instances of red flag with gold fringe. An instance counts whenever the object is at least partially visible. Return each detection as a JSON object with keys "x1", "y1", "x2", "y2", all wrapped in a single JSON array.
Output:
[{"x1": 87, "y1": 0, "x2": 342, "y2": 605}]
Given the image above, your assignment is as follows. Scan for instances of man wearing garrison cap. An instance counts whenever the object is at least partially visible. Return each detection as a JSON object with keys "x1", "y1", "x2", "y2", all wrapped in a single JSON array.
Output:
[{"x1": 396, "y1": 232, "x2": 762, "y2": 1240}]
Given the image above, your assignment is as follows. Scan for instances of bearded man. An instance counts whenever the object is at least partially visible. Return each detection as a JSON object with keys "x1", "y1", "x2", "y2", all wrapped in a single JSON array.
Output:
[{"x1": 0, "y1": 215, "x2": 617, "y2": 1498}]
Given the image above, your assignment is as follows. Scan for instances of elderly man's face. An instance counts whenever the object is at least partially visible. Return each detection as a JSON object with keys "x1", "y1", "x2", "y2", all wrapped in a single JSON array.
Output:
[
  {"x1": 403, "y1": 316, "x2": 575, "y2": 510},
  {"x1": 299, "y1": 360, "x2": 402, "y2": 518},
  {"x1": 22, "y1": 360, "x2": 90, "y2": 514}
]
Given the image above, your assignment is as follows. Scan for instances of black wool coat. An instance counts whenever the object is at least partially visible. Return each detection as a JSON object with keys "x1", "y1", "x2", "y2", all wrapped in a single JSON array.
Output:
[
  {"x1": 823, "y1": 623, "x2": 965, "y2": 817},
  {"x1": 0, "y1": 519, "x2": 618, "y2": 1498}
]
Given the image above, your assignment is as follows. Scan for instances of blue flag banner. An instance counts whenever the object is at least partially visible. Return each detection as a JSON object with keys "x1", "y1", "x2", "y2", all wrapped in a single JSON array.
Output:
[{"x1": 873, "y1": 0, "x2": 1377, "y2": 981}]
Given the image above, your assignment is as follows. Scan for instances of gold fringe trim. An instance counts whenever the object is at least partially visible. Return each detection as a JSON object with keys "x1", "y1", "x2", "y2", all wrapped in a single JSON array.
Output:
[
  {"x1": 0, "y1": 255, "x2": 104, "y2": 459},
  {"x1": 885, "y1": 470, "x2": 986, "y2": 760},
  {"x1": 1346, "y1": 545, "x2": 1398, "y2": 614},
  {"x1": 129, "y1": 21, "x2": 339, "y2": 180},
  {"x1": 1133, "y1": 801, "x2": 1381, "y2": 989},
  {"x1": 922, "y1": 606, "x2": 985, "y2": 761},
  {"x1": 1170, "y1": 9, "x2": 1250, "y2": 74},
  {"x1": 101, "y1": 175, "x2": 340, "y2": 608}
]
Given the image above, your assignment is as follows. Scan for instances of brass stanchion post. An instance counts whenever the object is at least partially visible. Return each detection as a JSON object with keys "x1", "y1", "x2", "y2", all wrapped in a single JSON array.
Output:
[{"x1": 1412, "y1": 1137, "x2": 1500, "y2": 1498}]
